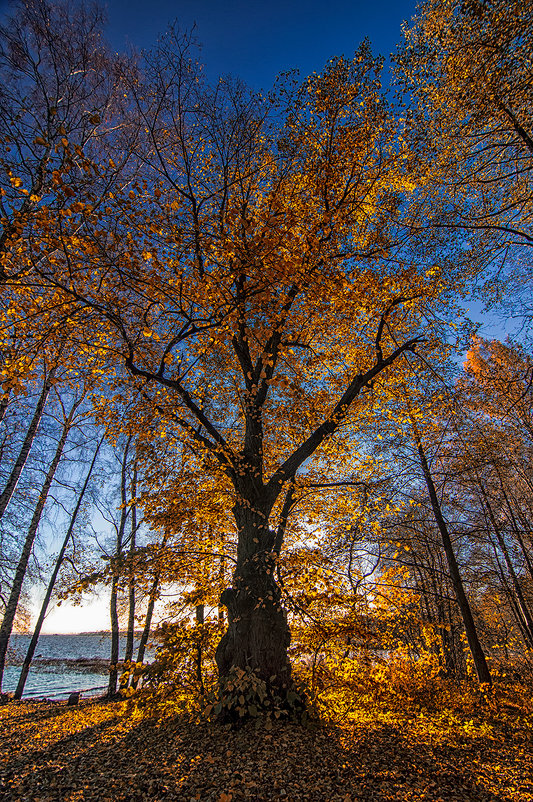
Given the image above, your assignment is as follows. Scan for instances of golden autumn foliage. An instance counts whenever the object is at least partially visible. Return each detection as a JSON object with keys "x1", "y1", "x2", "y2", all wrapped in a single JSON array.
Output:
[
  {"x1": 1, "y1": 15, "x2": 533, "y2": 802},
  {"x1": 1, "y1": 668, "x2": 532, "y2": 801},
  {"x1": 396, "y1": 0, "x2": 533, "y2": 246},
  {"x1": 24, "y1": 31, "x2": 483, "y2": 696}
]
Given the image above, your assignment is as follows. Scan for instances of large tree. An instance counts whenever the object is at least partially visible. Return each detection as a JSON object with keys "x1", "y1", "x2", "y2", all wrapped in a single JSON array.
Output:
[{"x1": 31, "y1": 31, "x2": 480, "y2": 700}]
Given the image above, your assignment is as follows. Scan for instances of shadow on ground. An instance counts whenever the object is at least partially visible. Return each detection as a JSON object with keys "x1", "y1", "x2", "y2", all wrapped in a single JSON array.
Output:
[{"x1": 0, "y1": 700, "x2": 530, "y2": 801}]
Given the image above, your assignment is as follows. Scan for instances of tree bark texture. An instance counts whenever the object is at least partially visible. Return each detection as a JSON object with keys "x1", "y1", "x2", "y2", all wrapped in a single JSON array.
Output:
[{"x1": 215, "y1": 502, "x2": 292, "y2": 691}]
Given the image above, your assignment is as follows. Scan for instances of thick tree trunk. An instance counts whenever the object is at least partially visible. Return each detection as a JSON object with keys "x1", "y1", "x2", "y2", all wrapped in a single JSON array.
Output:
[
  {"x1": 126, "y1": 306, "x2": 418, "y2": 701},
  {"x1": 215, "y1": 503, "x2": 292, "y2": 692}
]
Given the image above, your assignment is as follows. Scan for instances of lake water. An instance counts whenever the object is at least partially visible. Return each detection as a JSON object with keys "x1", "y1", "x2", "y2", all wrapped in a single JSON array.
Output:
[{"x1": 3, "y1": 633, "x2": 154, "y2": 700}]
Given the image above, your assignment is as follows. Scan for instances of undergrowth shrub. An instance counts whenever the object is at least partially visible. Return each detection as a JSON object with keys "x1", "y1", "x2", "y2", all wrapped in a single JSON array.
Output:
[
  {"x1": 129, "y1": 616, "x2": 221, "y2": 716},
  {"x1": 202, "y1": 666, "x2": 307, "y2": 724},
  {"x1": 124, "y1": 597, "x2": 533, "y2": 732}
]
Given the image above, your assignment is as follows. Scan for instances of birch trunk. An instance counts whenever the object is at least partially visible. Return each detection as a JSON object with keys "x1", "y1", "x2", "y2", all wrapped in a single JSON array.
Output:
[
  {"x1": 0, "y1": 395, "x2": 79, "y2": 691},
  {"x1": 0, "y1": 364, "x2": 57, "y2": 522},
  {"x1": 14, "y1": 434, "x2": 103, "y2": 699}
]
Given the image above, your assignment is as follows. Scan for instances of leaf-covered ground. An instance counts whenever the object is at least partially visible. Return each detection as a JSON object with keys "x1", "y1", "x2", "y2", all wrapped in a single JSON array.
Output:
[{"x1": 0, "y1": 692, "x2": 531, "y2": 802}]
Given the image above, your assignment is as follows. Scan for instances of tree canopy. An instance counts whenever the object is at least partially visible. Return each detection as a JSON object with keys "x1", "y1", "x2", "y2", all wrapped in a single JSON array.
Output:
[{"x1": 1, "y1": 0, "x2": 533, "y2": 725}]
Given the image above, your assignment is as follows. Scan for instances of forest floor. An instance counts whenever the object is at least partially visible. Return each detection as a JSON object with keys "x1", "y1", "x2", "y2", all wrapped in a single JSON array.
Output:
[{"x1": 0, "y1": 687, "x2": 531, "y2": 802}]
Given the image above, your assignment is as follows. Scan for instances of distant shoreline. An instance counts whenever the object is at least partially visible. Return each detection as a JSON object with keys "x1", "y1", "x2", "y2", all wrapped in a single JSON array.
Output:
[
  {"x1": 11, "y1": 631, "x2": 152, "y2": 637},
  {"x1": 7, "y1": 657, "x2": 110, "y2": 671}
]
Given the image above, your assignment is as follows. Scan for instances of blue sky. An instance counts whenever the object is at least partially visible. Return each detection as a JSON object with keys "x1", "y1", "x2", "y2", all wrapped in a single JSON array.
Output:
[{"x1": 104, "y1": 0, "x2": 419, "y2": 90}]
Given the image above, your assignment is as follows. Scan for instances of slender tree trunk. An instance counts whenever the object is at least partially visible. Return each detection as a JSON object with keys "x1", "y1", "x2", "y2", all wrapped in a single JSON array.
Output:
[
  {"x1": 426, "y1": 562, "x2": 457, "y2": 676},
  {"x1": 134, "y1": 587, "x2": 157, "y2": 667},
  {"x1": 14, "y1": 434, "x2": 103, "y2": 699},
  {"x1": 195, "y1": 603, "x2": 205, "y2": 695},
  {"x1": 415, "y1": 439, "x2": 492, "y2": 685},
  {"x1": 509, "y1": 507, "x2": 533, "y2": 584},
  {"x1": 124, "y1": 462, "x2": 137, "y2": 665},
  {"x1": 492, "y1": 543, "x2": 533, "y2": 647},
  {"x1": 499, "y1": 487, "x2": 533, "y2": 583},
  {"x1": 132, "y1": 533, "x2": 169, "y2": 682},
  {"x1": 218, "y1": 538, "x2": 225, "y2": 624},
  {"x1": 0, "y1": 364, "x2": 57, "y2": 522},
  {"x1": 490, "y1": 460, "x2": 533, "y2": 582},
  {"x1": 0, "y1": 389, "x2": 12, "y2": 468},
  {"x1": 413, "y1": 559, "x2": 433, "y2": 624},
  {"x1": 130, "y1": 566, "x2": 166, "y2": 689},
  {"x1": 480, "y1": 487, "x2": 533, "y2": 646},
  {"x1": 0, "y1": 387, "x2": 11, "y2": 428},
  {"x1": 129, "y1": 597, "x2": 156, "y2": 691},
  {"x1": 108, "y1": 573, "x2": 121, "y2": 697},
  {"x1": 0, "y1": 395, "x2": 79, "y2": 691},
  {"x1": 107, "y1": 437, "x2": 131, "y2": 698}
]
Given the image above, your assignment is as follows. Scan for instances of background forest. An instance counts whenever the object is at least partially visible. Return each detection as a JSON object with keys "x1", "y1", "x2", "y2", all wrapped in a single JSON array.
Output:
[{"x1": 0, "y1": 0, "x2": 532, "y2": 726}]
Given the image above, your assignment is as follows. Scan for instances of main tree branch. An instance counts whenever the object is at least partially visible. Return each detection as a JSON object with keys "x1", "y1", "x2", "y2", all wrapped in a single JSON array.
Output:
[{"x1": 266, "y1": 334, "x2": 421, "y2": 500}]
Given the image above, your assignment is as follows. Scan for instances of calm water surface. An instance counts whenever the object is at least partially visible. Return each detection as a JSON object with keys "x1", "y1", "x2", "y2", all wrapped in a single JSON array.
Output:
[{"x1": 4, "y1": 634, "x2": 154, "y2": 700}]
